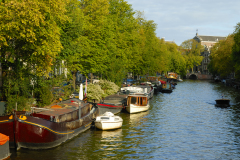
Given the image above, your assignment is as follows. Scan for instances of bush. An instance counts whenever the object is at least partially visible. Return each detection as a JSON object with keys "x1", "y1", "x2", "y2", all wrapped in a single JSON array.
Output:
[
  {"x1": 86, "y1": 84, "x2": 104, "y2": 101},
  {"x1": 35, "y1": 85, "x2": 53, "y2": 107},
  {"x1": 97, "y1": 80, "x2": 119, "y2": 98},
  {"x1": 5, "y1": 95, "x2": 35, "y2": 114},
  {"x1": 83, "y1": 79, "x2": 120, "y2": 101}
]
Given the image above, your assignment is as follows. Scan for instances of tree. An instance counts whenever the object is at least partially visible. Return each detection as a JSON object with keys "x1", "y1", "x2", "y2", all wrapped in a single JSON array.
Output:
[
  {"x1": 106, "y1": 0, "x2": 141, "y2": 82},
  {"x1": 0, "y1": 0, "x2": 67, "y2": 111},
  {"x1": 59, "y1": 0, "x2": 86, "y2": 90},
  {"x1": 166, "y1": 42, "x2": 186, "y2": 75},
  {"x1": 209, "y1": 34, "x2": 234, "y2": 77},
  {"x1": 180, "y1": 39, "x2": 204, "y2": 72},
  {"x1": 133, "y1": 11, "x2": 159, "y2": 76},
  {"x1": 232, "y1": 23, "x2": 240, "y2": 79},
  {"x1": 79, "y1": 0, "x2": 111, "y2": 77}
]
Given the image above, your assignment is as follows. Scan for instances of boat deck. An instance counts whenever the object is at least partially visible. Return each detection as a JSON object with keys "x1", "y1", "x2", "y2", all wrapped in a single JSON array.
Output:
[{"x1": 103, "y1": 94, "x2": 127, "y2": 105}]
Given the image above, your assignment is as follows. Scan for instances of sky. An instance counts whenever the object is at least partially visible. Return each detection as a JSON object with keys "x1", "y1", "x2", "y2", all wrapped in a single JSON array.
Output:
[{"x1": 127, "y1": 0, "x2": 240, "y2": 46}]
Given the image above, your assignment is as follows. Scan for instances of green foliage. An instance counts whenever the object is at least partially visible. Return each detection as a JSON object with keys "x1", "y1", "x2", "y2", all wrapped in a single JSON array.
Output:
[
  {"x1": 207, "y1": 60, "x2": 218, "y2": 77},
  {"x1": 79, "y1": 0, "x2": 112, "y2": 76},
  {"x1": 233, "y1": 23, "x2": 240, "y2": 79},
  {"x1": 1, "y1": 65, "x2": 34, "y2": 113},
  {"x1": 85, "y1": 79, "x2": 119, "y2": 101},
  {"x1": 209, "y1": 35, "x2": 234, "y2": 77},
  {"x1": 59, "y1": 0, "x2": 85, "y2": 90},
  {"x1": 166, "y1": 42, "x2": 186, "y2": 75},
  {"x1": 33, "y1": 75, "x2": 73, "y2": 107},
  {"x1": 102, "y1": 58, "x2": 126, "y2": 86},
  {"x1": 86, "y1": 83, "x2": 104, "y2": 101},
  {"x1": 5, "y1": 95, "x2": 34, "y2": 114},
  {"x1": 97, "y1": 79, "x2": 119, "y2": 97},
  {"x1": 0, "y1": 0, "x2": 68, "y2": 77},
  {"x1": 35, "y1": 85, "x2": 53, "y2": 107},
  {"x1": 180, "y1": 39, "x2": 204, "y2": 71}
]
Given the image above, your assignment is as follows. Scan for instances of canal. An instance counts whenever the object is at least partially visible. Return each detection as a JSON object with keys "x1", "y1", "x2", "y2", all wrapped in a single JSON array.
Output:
[{"x1": 10, "y1": 79, "x2": 240, "y2": 159}]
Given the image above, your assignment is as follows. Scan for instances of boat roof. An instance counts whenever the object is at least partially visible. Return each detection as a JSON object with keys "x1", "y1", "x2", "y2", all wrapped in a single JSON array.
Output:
[
  {"x1": 132, "y1": 85, "x2": 151, "y2": 88},
  {"x1": 128, "y1": 93, "x2": 148, "y2": 98},
  {"x1": 121, "y1": 85, "x2": 151, "y2": 89},
  {"x1": 104, "y1": 94, "x2": 128, "y2": 100}
]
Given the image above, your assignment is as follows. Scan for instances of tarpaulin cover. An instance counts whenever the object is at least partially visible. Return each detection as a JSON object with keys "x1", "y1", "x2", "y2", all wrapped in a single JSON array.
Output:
[
  {"x1": 159, "y1": 80, "x2": 166, "y2": 84},
  {"x1": 0, "y1": 133, "x2": 9, "y2": 145},
  {"x1": 127, "y1": 79, "x2": 134, "y2": 82}
]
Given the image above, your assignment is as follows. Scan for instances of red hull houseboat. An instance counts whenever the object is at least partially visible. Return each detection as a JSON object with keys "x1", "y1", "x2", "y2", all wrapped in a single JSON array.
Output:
[{"x1": 0, "y1": 98, "x2": 99, "y2": 149}]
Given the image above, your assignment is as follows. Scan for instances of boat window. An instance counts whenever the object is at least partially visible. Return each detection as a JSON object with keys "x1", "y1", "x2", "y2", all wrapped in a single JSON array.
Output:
[
  {"x1": 131, "y1": 97, "x2": 137, "y2": 104},
  {"x1": 101, "y1": 117, "x2": 110, "y2": 120}
]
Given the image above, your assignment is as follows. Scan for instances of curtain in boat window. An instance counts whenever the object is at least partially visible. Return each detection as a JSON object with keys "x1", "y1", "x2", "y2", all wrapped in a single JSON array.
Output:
[{"x1": 142, "y1": 97, "x2": 147, "y2": 105}]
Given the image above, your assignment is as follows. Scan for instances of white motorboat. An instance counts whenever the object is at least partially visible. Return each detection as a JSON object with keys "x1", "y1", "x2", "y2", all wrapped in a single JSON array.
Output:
[
  {"x1": 178, "y1": 78, "x2": 183, "y2": 82},
  {"x1": 95, "y1": 112, "x2": 123, "y2": 130},
  {"x1": 121, "y1": 85, "x2": 154, "y2": 99},
  {"x1": 126, "y1": 94, "x2": 150, "y2": 114}
]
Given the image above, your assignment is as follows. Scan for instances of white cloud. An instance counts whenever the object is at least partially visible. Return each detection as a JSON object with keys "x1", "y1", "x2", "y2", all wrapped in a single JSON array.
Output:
[{"x1": 127, "y1": 0, "x2": 240, "y2": 45}]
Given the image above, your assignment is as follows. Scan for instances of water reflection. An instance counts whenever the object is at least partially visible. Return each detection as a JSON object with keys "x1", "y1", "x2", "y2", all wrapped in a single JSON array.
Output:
[
  {"x1": 99, "y1": 129, "x2": 123, "y2": 139},
  {"x1": 91, "y1": 129, "x2": 123, "y2": 159},
  {"x1": 127, "y1": 111, "x2": 149, "y2": 126},
  {"x1": 97, "y1": 129, "x2": 123, "y2": 150}
]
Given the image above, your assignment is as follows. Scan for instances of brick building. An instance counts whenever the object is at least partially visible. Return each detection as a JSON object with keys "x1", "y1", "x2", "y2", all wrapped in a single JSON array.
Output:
[{"x1": 193, "y1": 33, "x2": 226, "y2": 74}]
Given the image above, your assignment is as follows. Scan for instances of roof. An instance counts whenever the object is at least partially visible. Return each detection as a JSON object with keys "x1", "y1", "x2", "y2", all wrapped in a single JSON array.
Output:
[{"x1": 193, "y1": 34, "x2": 226, "y2": 42}]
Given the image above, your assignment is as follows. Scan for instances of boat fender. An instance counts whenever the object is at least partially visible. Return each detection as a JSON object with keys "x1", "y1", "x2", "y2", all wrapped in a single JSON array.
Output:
[
  {"x1": 19, "y1": 115, "x2": 27, "y2": 120},
  {"x1": 54, "y1": 117, "x2": 60, "y2": 122}
]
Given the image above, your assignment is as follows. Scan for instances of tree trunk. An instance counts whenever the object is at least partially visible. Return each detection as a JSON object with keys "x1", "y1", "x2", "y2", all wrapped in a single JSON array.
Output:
[
  {"x1": 73, "y1": 71, "x2": 76, "y2": 91},
  {"x1": 90, "y1": 73, "x2": 93, "y2": 83}
]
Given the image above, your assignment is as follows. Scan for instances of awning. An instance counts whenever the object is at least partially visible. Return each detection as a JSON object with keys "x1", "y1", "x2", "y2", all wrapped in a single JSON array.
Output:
[
  {"x1": 159, "y1": 80, "x2": 166, "y2": 84},
  {"x1": 0, "y1": 133, "x2": 9, "y2": 145}
]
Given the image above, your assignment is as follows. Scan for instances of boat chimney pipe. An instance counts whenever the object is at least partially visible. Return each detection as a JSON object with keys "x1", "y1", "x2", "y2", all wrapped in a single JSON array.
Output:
[{"x1": 79, "y1": 103, "x2": 81, "y2": 119}]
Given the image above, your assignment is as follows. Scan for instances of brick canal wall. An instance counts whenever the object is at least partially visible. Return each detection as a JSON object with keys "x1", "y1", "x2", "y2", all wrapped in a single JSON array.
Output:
[{"x1": 197, "y1": 74, "x2": 213, "y2": 80}]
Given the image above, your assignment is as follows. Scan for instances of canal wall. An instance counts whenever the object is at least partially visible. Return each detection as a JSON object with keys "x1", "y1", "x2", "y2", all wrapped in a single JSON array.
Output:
[{"x1": 197, "y1": 74, "x2": 212, "y2": 80}]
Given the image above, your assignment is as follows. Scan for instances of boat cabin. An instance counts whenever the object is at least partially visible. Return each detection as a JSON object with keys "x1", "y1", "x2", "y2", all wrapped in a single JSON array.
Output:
[
  {"x1": 162, "y1": 83, "x2": 171, "y2": 89},
  {"x1": 127, "y1": 94, "x2": 148, "y2": 106}
]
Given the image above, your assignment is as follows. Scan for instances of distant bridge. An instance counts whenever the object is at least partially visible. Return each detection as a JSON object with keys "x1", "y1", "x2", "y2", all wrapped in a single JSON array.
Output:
[{"x1": 186, "y1": 72, "x2": 212, "y2": 80}]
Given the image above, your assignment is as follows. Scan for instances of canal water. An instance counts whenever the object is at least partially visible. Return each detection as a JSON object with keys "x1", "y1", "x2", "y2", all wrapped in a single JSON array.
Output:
[{"x1": 10, "y1": 80, "x2": 240, "y2": 159}]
